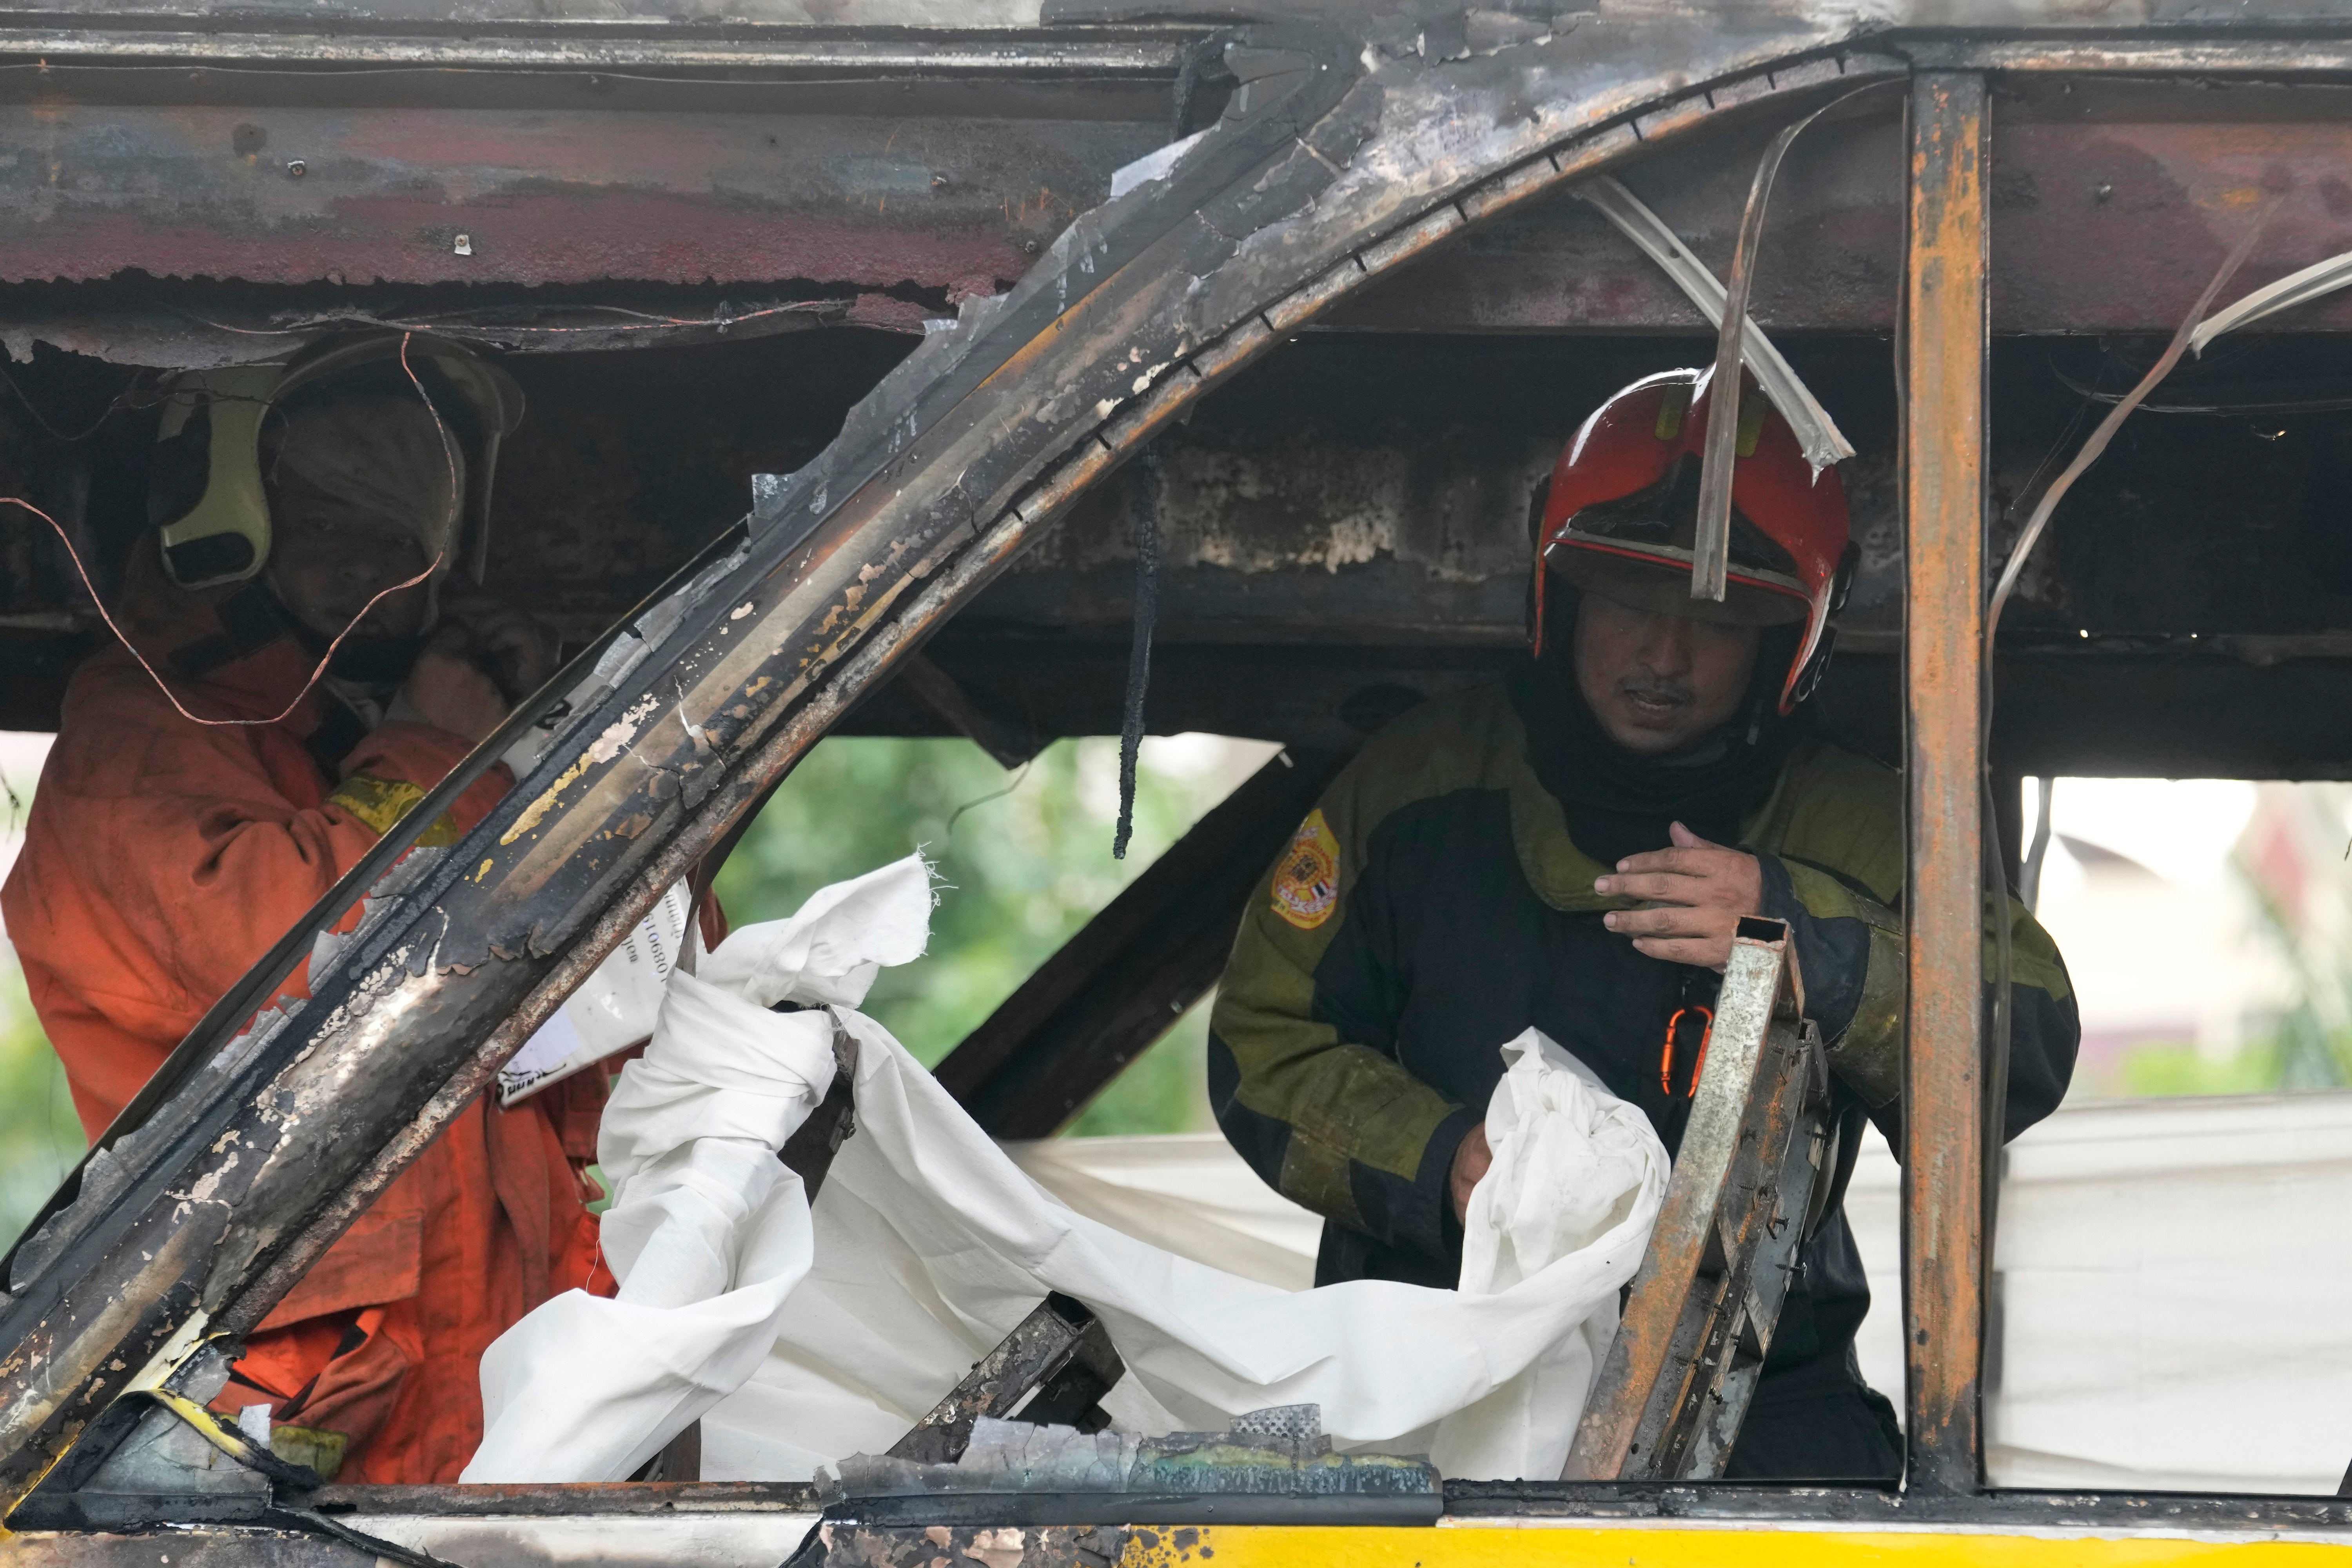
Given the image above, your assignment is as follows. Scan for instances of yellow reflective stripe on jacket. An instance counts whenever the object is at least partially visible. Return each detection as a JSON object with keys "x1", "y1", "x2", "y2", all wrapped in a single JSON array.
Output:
[{"x1": 324, "y1": 773, "x2": 461, "y2": 847}]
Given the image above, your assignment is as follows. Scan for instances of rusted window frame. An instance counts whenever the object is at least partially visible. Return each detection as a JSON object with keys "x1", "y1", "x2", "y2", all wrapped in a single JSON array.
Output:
[{"x1": 1900, "y1": 68, "x2": 1990, "y2": 1495}]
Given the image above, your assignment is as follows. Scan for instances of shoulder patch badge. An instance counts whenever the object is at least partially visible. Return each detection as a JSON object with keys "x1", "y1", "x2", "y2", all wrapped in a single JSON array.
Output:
[{"x1": 1271, "y1": 809, "x2": 1341, "y2": 930}]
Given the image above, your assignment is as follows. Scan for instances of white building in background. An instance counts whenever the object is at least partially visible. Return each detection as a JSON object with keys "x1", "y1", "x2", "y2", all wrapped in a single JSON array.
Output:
[
  {"x1": 2029, "y1": 778, "x2": 2309, "y2": 1094},
  {"x1": 1843, "y1": 777, "x2": 2352, "y2": 1490}
]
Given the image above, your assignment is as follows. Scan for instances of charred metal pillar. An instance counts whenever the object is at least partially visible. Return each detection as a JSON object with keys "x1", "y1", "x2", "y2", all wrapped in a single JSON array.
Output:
[
  {"x1": 1900, "y1": 69, "x2": 1989, "y2": 1495},
  {"x1": 1563, "y1": 919, "x2": 1830, "y2": 1481}
]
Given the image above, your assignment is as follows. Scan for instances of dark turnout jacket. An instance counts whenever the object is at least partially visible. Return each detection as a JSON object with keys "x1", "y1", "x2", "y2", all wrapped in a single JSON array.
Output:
[{"x1": 1209, "y1": 679, "x2": 2079, "y2": 1478}]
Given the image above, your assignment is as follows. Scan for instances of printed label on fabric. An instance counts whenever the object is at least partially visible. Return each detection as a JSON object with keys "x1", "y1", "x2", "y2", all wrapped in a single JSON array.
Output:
[{"x1": 1271, "y1": 809, "x2": 1341, "y2": 930}]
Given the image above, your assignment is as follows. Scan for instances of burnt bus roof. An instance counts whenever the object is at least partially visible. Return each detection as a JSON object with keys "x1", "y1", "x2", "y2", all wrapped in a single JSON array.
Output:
[{"x1": 7, "y1": 4, "x2": 2352, "y2": 761}]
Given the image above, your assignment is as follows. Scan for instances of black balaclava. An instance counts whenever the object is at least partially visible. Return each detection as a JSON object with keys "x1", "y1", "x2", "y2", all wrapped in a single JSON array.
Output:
[
  {"x1": 1510, "y1": 581, "x2": 1808, "y2": 867},
  {"x1": 313, "y1": 620, "x2": 431, "y2": 688}
]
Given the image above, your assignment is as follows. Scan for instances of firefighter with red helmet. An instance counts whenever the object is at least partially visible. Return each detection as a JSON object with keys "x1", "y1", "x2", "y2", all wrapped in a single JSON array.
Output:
[{"x1": 1210, "y1": 368, "x2": 2079, "y2": 1479}]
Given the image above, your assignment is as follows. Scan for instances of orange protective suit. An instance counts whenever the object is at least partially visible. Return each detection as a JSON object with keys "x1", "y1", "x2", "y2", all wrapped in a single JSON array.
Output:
[{"x1": 1, "y1": 557, "x2": 611, "y2": 1484}]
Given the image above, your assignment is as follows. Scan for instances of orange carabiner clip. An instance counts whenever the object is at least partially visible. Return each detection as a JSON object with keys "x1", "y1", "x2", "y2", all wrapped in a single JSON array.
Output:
[{"x1": 1659, "y1": 1004, "x2": 1715, "y2": 1098}]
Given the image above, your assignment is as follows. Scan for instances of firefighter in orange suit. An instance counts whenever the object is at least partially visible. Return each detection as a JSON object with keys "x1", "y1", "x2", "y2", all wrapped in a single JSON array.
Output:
[{"x1": 2, "y1": 332, "x2": 612, "y2": 1483}]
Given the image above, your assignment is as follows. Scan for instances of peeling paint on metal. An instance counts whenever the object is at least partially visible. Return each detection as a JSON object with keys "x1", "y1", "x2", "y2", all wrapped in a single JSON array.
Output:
[
  {"x1": 592, "y1": 696, "x2": 663, "y2": 766},
  {"x1": 181, "y1": 1157, "x2": 238, "y2": 1209},
  {"x1": 961, "y1": 1528, "x2": 1026, "y2": 1568}
]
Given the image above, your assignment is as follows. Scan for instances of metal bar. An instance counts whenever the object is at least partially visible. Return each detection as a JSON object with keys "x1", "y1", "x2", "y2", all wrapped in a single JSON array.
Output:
[
  {"x1": 7, "y1": 19, "x2": 2352, "y2": 82},
  {"x1": 896, "y1": 653, "x2": 1045, "y2": 771},
  {"x1": 1334, "y1": 108, "x2": 2352, "y2": 340},
  {"x1": 1678, "y1": 1018, "x2": 1829, "y2": 1478},
  {"x1": 1572, "y1": 174, "x2": 1851, "y2": 472},
  {"x1": 1899, "y1": 68, "x2": 1989, "y2": 1498},
  {"x1": 1898, "y1": 36, "x2": 2352, "y2": 75},
  {"x1": 0, "y1": 103, "x2": 1162, "y2": 294},
  {"x1": 1991, "y1": 769, "x2": 2024, "y2": 893},
  {"x1": 1693, "y1": 117, "x2": 1812, "y2": 603},
  {"x1": 776, "y1": 1022, "x2": 861, "y2": 1200},
  {"x1": 1563, "y1": 918, "x2": 1826, "y2": 1481},
  {"x1": 14, "y1": 1479, "x2": 2352, "y2": 1553},
  {"x1": 932, "y1": 748, "x2": 1347, "y2": 1139},
  {"x1": 1447, "y1": 1484, "x2": 2352, "y2": 1526},
  {"x1": 309, "y1": 1480, "x2": 818, "y2": 1515},
  {"x1": 0, "y1": 26, "x2": 1196, "y2": 73},
  {"x1": 887, "y1": 1294, "x2": 1123, "y2": 1468},
  {"x1": 1564, "y1": 930, "x2": 1784, "y2": 1478}
]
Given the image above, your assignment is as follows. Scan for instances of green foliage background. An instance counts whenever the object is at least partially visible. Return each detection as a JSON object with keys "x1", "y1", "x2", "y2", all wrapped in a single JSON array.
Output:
[
  {"x1": 713, "y1": 734, "x2": 1247, "y2": 1136},
  {"x1": 0, "y1": 965, "x2": 80, "y2": 1259},
  {"x1": 0, "y1": 734, "x2": 1246, "y2": 1251}
]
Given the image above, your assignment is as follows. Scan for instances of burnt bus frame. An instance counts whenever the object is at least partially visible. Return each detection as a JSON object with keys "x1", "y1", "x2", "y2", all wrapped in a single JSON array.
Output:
[{"x1": 0, "y1": 0, "x2": 2350, "y2": 1549}]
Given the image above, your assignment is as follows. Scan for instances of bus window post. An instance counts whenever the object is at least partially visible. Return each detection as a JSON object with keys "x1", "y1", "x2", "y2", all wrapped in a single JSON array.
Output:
[{"x1": 1900, "y1": 66, "x2": 1991, "y2": 1498}]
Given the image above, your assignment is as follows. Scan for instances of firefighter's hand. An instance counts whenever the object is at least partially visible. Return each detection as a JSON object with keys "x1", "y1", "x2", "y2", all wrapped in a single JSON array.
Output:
[
  {"x1": 399, "y1": 626, "x2": 511, "y2": 746},
  {"x1": 1592, "y1": 821, "x2": 1762, "y2": 972},
  {"x1": 442, "y1": 596, "x2": 561, "y2": 703},
  {"x1": 1450, "y1": 1122, "x2": 1492, "y2": 1225}
]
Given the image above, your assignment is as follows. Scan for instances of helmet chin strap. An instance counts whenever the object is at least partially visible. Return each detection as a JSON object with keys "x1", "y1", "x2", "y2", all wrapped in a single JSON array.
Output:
[{"x1": 1740, "y1": 622, "x2": 1805, "y2": 745}]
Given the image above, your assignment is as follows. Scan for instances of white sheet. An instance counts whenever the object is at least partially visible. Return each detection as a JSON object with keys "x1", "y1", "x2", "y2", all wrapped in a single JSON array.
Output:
[
  {"x1": 1019, "y1": 1101, "x2": 2352, "y2": 1494},
  {"x1": 1848, "y1": 1094, "x2": 2352, "y2": 1494},
  {"x1": 1000, "y1": 1135, "x2": 1323, "y2": 1292},
  {"x1": 468, "y1": 855, "x2": 1667, "y2": 1485}
]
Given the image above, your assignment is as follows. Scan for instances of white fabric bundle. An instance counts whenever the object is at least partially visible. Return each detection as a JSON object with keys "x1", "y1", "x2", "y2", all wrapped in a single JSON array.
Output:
[
  {"x1": 1463, "y1": 1034, "x2": 1651, "y2": 1296},
  {"x1": 467, "y1": 858, "x2": 931, "y2": 1482},
  {"x1": 468, "y1": 855, "x2": 1668, "y2": 1485}
]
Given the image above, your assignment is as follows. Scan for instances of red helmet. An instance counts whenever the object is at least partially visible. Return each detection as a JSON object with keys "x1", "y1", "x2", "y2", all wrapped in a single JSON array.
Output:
[{"x1": 1533, "y1": 367, "x2": 1854, "y2": 715}]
